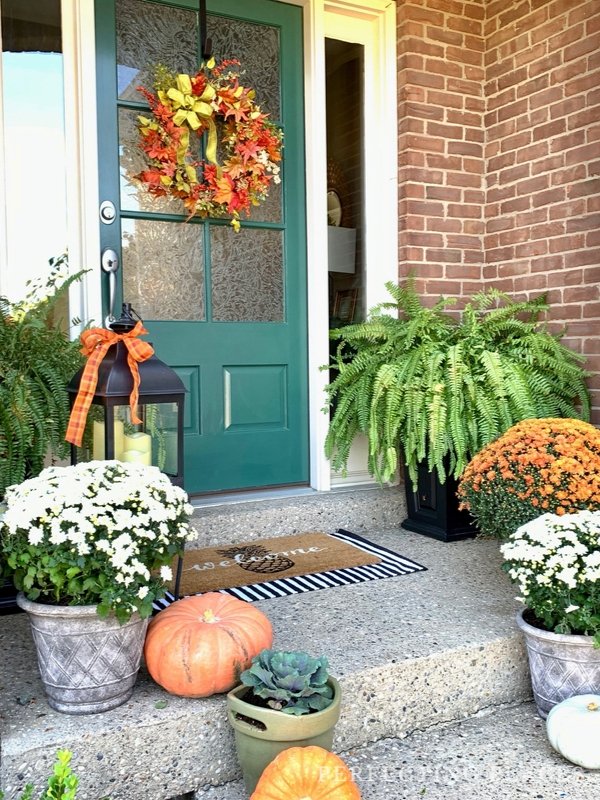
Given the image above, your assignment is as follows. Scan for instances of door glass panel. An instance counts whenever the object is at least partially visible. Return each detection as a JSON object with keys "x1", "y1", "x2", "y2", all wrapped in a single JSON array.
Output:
[
  {"x1": 1, "y1": 0, "x2": 67, "y2": 305},
  {"x1": 118, "y1": 108, "x2": 187, "y2": 214},
  {"x1": 209, "y1": 15, "x2": 281, "y2": 119},
  {"x1": 116, "y1": 0, "x2": 197, "y2": 102},
  {"x1": 121, "y1": 219, "x2": 205, "y2": 321},
  {"x1": 211, "y1": 227, "x2": 283, "y2": 322}
]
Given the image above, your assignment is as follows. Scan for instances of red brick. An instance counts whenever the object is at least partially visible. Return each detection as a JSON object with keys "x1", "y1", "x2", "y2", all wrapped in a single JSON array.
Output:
[
  {"x1": 463, "y1": 158, "x2": 485, "y2": 174},
  {"x1": 517, "y1": 74, "x2": 550, "y2": 99},
  {"x1": 528, "y1": 54, "x2": 558, "y2": 79},
  {"x1": 549, "y1": 23, "x2": 585, "y2": 52},
  {"x1": 426, "y1": 248, "x2": 464, "y2": 263},
  {"x1": 564, "y1": 35, "x2": 599, "y2": 63},
  {"x1": 549, "y1": 199, "x2": 587, "y2": 219},
  {"x1": 568, "y1": 179, "x2": 600, "y2": 199},
  {"x1": 567, "y1": 213, "x2": 600, "y2": 232},
  {"x1": 448, "y1": 203, "x2": 483, "y2": 219},
  {"x1": 426, "y1": 186, "x2": 462, "y2": 202},
  {"x1": 497, "y1": 99, "x2": 529, "y2": 123},
  {"x1": 515, "y1": 241, "x2": 549, "y2": 258},
  {"x1": 447, "y1": 16, "x2": 483, "y2": 36},
  {"x1": 488, "y1": 185, "x2": 516, "y2": 203},
  {"x1": 400, "y1": 38, "x2": 445, "y2": 59},
  {"x1": 498, "y1": 67, "x2": 529, "y2": 92},
  {"x1": 404, "y1": 69, "x2": 445, "y2": 90},
  {"x1": 533, "y1": 119, "x2": 566, "y2": 141},
  {"x1": 514, "y1": 6, "x2": 551, "y2": 37},
  {"x1": 487, "y1": 87, "x2": 516, "y2": 112},
  {"x1": 532, "y1": 187, "x2": 567, "y2": 207},
  {"x1": 582, "y1": 300, "x2": 600, "y2": 317},
  {"x1": 564, "y1": 284, "x2": 600, "y2": 303},
  {"x1": 501, "y1": 132, "x2": 533, "y2": 153},
  {"x1": 426, "y1": 90, "x2": 464, "y2": 110},
  {"x1": 447, "y1": 77, "x2": 482, "y2": 96},
  {"x1": 550, "y1": 131, "x2": 587, "y2": 154},
  {"x1": 587, "y1": 230, "x2": 600, "y2": 247},
  {"x1": 427, "y1": 121, "x2": 465, "y2": 139},
  {"x1": 426, "y1": 58, "x2": 463, "y2": 78},
  {"x1": 529, "y1": 86, "x2": 563, "y2": 111},
  {"x1": 499, "y1": 227, "x2": 531, "y2": 245},
  {"x1": 566, "y1": 144, "x2": 600, "y2": 165},
  {"x1": 406, "y1": 6, "x2": 445, "y2": 26},
  {"x1": 402, "y1": 134, "x2": 446, "y2": 153},
  {"x1": 447, "y1": 46, "x2": 484, "y2": 68},
  {"x1": 427, "y1": 218, "x2": 463, "y2": 233},
  {"x1": 500, "y1": 164, "x2": 530, "y2": 184},
  {"x1": 487, "y1": 217, "x2": 515, "y2": 233},
  {"x1": 501, "y1": 196, "x2": 531, "y2": 214},
  {"x1": 565, "y1": 72, "x2": 600, "y2": 97},
  {"x1": 447, "y1": 110, "x2": 482, "y2": 127},
  {"x1": 564, "y1": 249, "x2": 600, "y2": 268},
  {"x1": 488, "y1": 152, "x2": 517, "y2": 172},
  {"x1": 568, "y1": 107, "x2": 600, "y2": 130},
  {"x1": 448, "y1": 141, "x2": 483, "y2": 157},
  {"x1": 426, "y1": 26, "x2": 464, "y2": 47},
  {"x1": 517, "y1": 44, "x2": 549, "y2": 70},
  {"x1": 516, "y1": 208, "x2": 549, "y2": 227},
  {"x1": 549, "y1": 234, "x2": 586, "y2": 253},
  {"x1": 448, "y1": 172, "x2": 483, "y2": 188},
  {"x1": 407, "y1": 232, "x2": 445, "y2": 248},
  {"x1": 549, "y1": 95, "x2": 586, "y2": 120}
]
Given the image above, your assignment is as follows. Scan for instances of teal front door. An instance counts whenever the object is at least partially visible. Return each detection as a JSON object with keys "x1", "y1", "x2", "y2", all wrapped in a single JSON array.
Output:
[{"x1": 95, "y1": 0, "x2": 308, "y2": 494}]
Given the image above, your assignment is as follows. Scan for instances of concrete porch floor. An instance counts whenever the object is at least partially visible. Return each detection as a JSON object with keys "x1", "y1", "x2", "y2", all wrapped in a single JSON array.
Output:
[{"x1": 0, "y1": 493, "x2": 539, "y2": 800}]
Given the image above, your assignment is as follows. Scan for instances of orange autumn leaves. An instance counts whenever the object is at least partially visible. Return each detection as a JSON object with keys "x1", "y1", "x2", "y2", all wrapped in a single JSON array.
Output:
[
  {"x1": 457, "y1": 418, "x2": 600, "y2": 539},
  {"x1": 135, "y1": 59, "x2": 283, "y2": 231}
]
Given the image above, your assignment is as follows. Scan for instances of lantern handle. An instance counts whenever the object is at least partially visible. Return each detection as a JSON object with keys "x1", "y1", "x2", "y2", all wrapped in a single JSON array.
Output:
[{"x1": 101, "y1": 248, "x2": 119, "y2": 328}]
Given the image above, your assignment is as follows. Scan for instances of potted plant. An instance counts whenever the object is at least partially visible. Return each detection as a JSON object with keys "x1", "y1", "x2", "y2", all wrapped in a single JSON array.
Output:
[
  {"x1": 324, "y1": 279, "x2": 590, "y2": 541},
  {"x1": 0, "y1": 460, "x2": 194, "y2": 714},
  {"x1": 226, "y1": 649, "x2": 341, "y2": 794},
  {"x1": 0, "y1": 254, "x2": 86, "y2": 611},
  {"x1": 457, "y1": 417, "x2": 600, "y2": 539},
  {"x1": 501, "y1": 510, "x2": 600, "y2": 718}
]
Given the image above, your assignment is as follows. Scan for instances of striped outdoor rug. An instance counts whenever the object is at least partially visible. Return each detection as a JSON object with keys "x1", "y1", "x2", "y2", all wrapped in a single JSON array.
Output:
[{"x1": 153, "y1": 529, "x2": 426, "y2": 609}]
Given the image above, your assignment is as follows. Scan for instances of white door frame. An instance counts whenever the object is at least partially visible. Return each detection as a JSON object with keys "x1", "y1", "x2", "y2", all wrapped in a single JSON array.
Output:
[{"x1": 56, "y1": 0, "x2": 397, "y2": 493}]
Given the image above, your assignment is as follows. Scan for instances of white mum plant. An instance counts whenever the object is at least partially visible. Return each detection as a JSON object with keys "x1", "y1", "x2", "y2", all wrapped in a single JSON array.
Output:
[
  {"x1": 0, "y1": 461, "x2": 195, "y2": 622},
  {"x1": 501, "y1": 511, "x2": 600, "y2": 645}
]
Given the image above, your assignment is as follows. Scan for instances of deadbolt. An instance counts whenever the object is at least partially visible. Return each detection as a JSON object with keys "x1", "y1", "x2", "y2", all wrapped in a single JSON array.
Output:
[{"x1": 99, "y1": 200, "x2": 116, "y2": 224}]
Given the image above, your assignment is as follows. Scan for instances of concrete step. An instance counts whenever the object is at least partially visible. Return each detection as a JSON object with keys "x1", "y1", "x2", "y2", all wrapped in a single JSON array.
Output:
[
  {"x1": 0, "y1": 490, "x2": 529, "y2": 800},
  {"x1": 195, "y1": 702, "x2": 600, "y2": 800}
]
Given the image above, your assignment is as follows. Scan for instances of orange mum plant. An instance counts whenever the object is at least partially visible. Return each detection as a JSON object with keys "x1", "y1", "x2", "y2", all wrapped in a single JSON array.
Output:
[{"x1": 457, "y1": 418, "x2": 600, "y2": 539}]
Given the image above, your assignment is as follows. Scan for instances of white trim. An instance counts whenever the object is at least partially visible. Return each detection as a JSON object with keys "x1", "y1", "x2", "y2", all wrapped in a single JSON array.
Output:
[
  {"x1": 62, "y1": 0, "x2": 102, "y2": 334},
  {"x1": 318, "y1": 0, "x2": 398, "y2": 487},
  {"x1": 0, "y1": 11, "x2": 7, "y2": 288}
]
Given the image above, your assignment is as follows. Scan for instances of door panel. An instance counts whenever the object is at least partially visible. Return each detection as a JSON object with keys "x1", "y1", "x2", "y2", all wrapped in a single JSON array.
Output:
[{"x1": 96, "y1": 0, "x2": 308, "y2": 493}]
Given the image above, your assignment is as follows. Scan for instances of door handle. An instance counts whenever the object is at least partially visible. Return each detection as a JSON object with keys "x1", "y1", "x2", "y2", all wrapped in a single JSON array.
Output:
[{"x1": 101, "y1": 248, "x2": 119, "y2": 328}]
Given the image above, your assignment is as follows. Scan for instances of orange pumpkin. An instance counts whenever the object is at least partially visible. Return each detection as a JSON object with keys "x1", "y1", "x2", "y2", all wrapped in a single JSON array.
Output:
[
  {"x1": 250, "y1": 746, "x2": 361, "y2": 800},
  {"x1": 144, "y1": 593, "x2": 273, "y2": 697}
]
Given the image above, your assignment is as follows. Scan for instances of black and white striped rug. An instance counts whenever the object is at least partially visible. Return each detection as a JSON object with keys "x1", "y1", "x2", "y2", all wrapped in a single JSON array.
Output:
[{"x1": 153, "y1": 529, "x2": 426, "y2": 609}]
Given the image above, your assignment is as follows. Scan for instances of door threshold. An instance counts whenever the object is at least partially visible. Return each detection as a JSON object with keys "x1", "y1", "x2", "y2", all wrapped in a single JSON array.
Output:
[{"x1": 189, "y1": 482, "x2": 387, "y2": 509}]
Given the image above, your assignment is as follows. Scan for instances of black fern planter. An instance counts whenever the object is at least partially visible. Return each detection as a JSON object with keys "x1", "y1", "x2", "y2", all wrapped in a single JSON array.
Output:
[
  {"x1": 0, "y1": 576, "x2": 20, "y2": 615},
  {"x1": 401, "y1": 460, "x2": 478, "y2": 543}
]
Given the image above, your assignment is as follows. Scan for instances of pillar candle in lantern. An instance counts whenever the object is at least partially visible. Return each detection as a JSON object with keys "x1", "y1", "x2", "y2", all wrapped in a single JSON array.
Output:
[{"x1": 93, "y1": 419, "x2": 125, "y2": 460}]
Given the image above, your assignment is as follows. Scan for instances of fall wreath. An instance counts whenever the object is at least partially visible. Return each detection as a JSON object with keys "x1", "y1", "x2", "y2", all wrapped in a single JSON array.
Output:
[{"x1": 135, "y1": 59, "x2": 283, "y2": 231}]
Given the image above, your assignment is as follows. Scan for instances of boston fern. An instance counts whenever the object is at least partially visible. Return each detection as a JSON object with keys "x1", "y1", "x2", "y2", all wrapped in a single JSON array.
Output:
[
  {"x1": 0, "y1": 255, "x2": 85, "y2": 499},
  {"x1": 325, "y1": 280, "x2": 590, "y2": 488}
]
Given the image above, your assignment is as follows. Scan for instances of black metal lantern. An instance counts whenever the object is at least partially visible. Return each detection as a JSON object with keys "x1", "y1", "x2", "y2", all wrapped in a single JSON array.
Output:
[{"x1": 67, "y1": 305, "x2": 186, "y2": 488}]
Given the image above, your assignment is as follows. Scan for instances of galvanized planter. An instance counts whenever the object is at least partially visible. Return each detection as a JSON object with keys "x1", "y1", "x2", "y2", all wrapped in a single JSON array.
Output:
[
  {"x1": 17, "y1": 593, "x2": 148, "y2": 715},
  {"x1": 517, "y1": 608, "x2": 600, "y2": 719},
  {"x1": 227, "y1": 676, "x2": 341, "y2": 794}
]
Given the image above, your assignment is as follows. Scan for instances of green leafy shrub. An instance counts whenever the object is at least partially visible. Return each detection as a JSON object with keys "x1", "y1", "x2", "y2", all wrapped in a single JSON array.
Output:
[
  {"x1": 0, "y1": 749, "x2": 78, "y2": 800},
  {"x1": 325, "y1": 279, "x2": 590, "y2": 487},
  {"x1": 458, "y1": 417, "x2": 600, "y2": 539},
  {"x1": 240, "y1": 649, "x2": 333, "y2": 715},
  {"x1": 0, "y1": 255, "x2": 85, "y2": 499}
]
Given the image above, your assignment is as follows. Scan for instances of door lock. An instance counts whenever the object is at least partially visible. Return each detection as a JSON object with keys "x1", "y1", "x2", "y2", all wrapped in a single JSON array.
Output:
[{"x1": 101, "y1": 249, "x2": 119, "y2": 328}]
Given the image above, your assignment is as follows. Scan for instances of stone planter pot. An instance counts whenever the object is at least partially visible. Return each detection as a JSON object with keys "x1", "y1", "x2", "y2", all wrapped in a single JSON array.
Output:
[
  {"x1": 17, "y1": 593, "x2": 149, "y2": 715},
  {"x1": 227, "y1": 677, "x2": 341, "y2": 794},
  {"x1": 517, "y1": 608, "x2": 600, "y2": 719}
]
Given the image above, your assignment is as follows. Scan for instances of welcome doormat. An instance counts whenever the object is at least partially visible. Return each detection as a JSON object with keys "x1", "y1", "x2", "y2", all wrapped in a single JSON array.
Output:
[
  {"x1": 154, "y1": 530, "x2": 427, "y2": 609},
  {"x1": 169, "y1": 531, "x2": 382, "y2": 596}
]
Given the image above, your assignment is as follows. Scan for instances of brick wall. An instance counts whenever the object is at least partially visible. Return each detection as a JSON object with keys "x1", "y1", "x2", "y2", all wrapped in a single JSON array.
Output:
[
  {"x1": 397, "y1": 0, "x2": 600, "y2": 420},
  {"x1": 485, "y1": 0, "x2": 600, "y2": 422},
  {"x1": 397, "y1": 0, "x2": 486, "y2": 299}
]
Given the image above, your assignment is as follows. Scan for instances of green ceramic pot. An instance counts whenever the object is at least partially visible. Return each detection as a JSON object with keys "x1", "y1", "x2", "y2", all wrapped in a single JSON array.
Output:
[{"x1": 226, "y1": 676, "x2": 341, "y2": 794}]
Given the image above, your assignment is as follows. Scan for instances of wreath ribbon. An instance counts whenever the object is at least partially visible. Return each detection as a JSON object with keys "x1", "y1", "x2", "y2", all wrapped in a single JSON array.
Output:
[
  {"x1": 160, "y1": 74, "x2": 219, "y2": 166},
  {"x1": 65, "y1": 322, "x2": 154, "y2": 448}
]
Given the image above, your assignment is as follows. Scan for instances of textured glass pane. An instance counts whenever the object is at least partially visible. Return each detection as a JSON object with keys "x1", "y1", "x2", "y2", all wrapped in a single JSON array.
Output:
[
  {"x1": 116, "y1": 0, "x2": 197, "y2": 102},
  {"x1": 211, "y1": 228, "x2": 283, "y2": 322},
  {"x1": 119, "y1": 108, "x2": 189, "y2": 215},
  {"x1": 210, "y1": 15, "x2": 280, "y2": 119},
  {"x1": 122, "y1": 219, "x2": 205, "y2": 321}
]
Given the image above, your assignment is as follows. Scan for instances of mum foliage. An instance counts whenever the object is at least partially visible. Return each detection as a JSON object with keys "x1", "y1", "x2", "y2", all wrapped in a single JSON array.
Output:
[
  {"x1": 135, "y1": 59, "x2": 283, "y2": 231},
  {"x1": 501, "y1": 511, "x2": 600, "y2": 645},
  {"x1": 325, "y1": 281, "x2": 590, "y2": 487},
  {"x1": 0, "y1": 461, "x2": 195, "y2": 622},
  {"x1": 458, "y1": 418, "x2": 600, "y2": 539}
]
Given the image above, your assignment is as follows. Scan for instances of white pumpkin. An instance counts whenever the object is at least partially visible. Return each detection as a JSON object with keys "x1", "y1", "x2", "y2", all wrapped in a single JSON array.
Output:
[{"x1": 546, "y1": 694, "x2": 600, "y2": 769}]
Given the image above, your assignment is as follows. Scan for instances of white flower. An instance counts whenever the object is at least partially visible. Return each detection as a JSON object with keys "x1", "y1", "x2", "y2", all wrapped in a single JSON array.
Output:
[
  {"x1": 137, "y1": 586, "x2": 149, "y2": 599},
  {"x1": 565, "y1": 605, "x2": 580, "y2": 614},
  {"x1": 160, "y1": 565, "x2": 173, "y2": 581}
]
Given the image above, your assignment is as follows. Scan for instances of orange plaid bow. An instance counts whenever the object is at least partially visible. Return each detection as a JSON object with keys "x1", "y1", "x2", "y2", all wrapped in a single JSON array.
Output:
[{"x1": 65, "y1": 321, "x2": 154, "y2": 448}]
